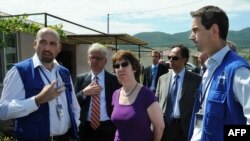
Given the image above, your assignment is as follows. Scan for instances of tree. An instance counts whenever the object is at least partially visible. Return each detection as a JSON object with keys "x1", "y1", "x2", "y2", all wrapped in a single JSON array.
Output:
[{"x1": 0, "y1": 15, "x2": 67, "y2": 48}]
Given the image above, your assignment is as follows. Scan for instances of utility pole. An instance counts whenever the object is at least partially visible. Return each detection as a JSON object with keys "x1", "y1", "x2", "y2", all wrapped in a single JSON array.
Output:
[{"x1": 107, "y1": 14, "x2": 109, "y2": 34}]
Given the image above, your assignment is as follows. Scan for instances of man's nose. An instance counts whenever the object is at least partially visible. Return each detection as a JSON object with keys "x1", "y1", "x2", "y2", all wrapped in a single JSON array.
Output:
[
  {"x1": 43, "y1": 44, "x2": 50, "y2": 50},
  {"x1": 189, "y1": 33, "x2": 195, "y2": 41}
]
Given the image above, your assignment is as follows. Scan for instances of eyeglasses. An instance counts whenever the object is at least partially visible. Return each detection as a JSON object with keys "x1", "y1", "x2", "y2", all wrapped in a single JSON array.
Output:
[
  {"x1": 89, "y1": 56, "x2": 105, "y2": 61},
  {"x1": 168, "y1": 56, "x2": 180, "y2": 61},
  {"x1": 113, "y1": 61, "x2": 129, "y2": 69}
]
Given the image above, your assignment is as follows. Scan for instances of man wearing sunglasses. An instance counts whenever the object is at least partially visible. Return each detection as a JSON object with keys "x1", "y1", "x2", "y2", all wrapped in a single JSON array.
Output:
[
  {"x1": 143, "y1": 50, "x2": 169, "y2": 93},
  {"x1": 155, "y1": 44, "x2": 201, "y2": 141},
  {"x1": 74, "y1": 43, "x2": 120, "y2": 141}
]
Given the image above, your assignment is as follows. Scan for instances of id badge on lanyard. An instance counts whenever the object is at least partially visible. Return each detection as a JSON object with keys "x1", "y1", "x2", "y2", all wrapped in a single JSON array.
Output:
[
  {"x1": 194, "y1": 84, "x2": 205, "y2": 128},
  {"x1": 195, "y1": 109, "x2": 204, "y2": 128},
  {"x1": 56, "y1": 102, "x2": 63, "y2": 120},
  {"x1": 39, "y1": 67, "x2": 64, "y2": 120}
]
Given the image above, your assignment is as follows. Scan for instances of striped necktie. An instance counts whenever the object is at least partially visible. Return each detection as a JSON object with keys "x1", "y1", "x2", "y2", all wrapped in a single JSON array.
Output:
[{"x1": 90, "y1": 76, "x2": 100, "y2": 130}]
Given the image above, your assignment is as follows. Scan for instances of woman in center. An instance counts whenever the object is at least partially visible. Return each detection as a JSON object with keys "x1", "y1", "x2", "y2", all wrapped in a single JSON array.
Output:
[{"x1": 111, "y1": 50, "x2": 164, "y2": 141}]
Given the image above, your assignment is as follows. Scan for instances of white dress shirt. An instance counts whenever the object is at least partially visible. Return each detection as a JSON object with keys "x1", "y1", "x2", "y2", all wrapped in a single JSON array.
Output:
[
  {"x1": 0, "y1": 53, "x2": 80, "y2": 136},
  {"x1": 191, "y1": 46, "x2": 250, "y2": 141},
  {"x1": 87, "y1": 69, "x2": 110, "y2": 121}
]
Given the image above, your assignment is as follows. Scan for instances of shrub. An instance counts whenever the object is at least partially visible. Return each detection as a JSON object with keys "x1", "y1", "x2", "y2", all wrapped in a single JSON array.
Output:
[{"x1": 0, "y1": 132, "x2": 15, "y2": 141}]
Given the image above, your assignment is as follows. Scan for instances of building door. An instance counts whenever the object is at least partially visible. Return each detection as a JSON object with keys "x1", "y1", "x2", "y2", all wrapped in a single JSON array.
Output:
[{"x1": 56, "y1": 43, "x2": 76, "y2": 82}]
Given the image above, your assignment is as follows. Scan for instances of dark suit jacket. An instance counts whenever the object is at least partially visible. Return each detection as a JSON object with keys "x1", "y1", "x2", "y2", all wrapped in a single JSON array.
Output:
[
  {"x1": 142, "y1": 64, "x2": 168, "y2": 90},
  {"x1": 193, "y1": 66, "x2": 201, "y2": 74},
  {"x1": 74, "y1": 70, "x2": 121, "y2": 122},
  {"x1": 155, "y1": 70, "x2": 201, "y2": 138},
  {"x1": 193, "y1": 66, "x2": 206, "y2": 75}
]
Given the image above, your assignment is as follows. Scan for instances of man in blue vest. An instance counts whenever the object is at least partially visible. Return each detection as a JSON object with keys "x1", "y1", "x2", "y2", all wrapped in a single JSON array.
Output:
[
  {"x1": 188, "y1": 5, "x2": 250, "y2": 141},
  {"x1": 0, "y1": 27, "x2": 80, "y2": 141}
]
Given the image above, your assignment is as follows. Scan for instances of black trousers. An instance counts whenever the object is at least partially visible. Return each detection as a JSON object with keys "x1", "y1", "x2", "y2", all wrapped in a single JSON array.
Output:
[
  {"x1": 48, "y1": 130, "x2": 78, "y2": 141},
  {"x1": 48, "y1": 133, "x2": 69, "y2": 141},
  {"x1": 79, "y1": 120, "x2": 115, "y2": 141},
  {"x1": 161, "y1": 118, "x2": 186, "y2": 141}
]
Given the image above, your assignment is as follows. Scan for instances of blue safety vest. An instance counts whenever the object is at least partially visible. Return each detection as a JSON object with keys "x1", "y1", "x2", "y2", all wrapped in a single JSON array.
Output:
[
  {"x1": 188, "y1": 51, "x2": 250, "y2": 141},
  {"x1": 14, "y1": 59, "x2": 78, "y2": 141}
]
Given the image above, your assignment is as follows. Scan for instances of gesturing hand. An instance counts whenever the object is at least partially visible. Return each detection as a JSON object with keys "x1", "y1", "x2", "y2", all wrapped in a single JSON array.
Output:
[
  {"x1": 82, "y1": 81, "x2": 102, "y2": 96},
  {"x1": 35, "y1": 80, "x2": 66, "y2": 106}
]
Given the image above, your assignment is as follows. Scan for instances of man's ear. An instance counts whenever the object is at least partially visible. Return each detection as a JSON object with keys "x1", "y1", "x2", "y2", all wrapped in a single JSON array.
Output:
[
  {"x1": 33, "y1": 40, "x2": 38, "y2": 50},
  {"x1": 211, "y1": 24, "x2": 220, "y2": 39},
  {"x1": 104, "y1": 58, "x2": 107, "y2": 65},
  {"x1": 58, "y1": 43, "x2": 62, "y2": 53}
]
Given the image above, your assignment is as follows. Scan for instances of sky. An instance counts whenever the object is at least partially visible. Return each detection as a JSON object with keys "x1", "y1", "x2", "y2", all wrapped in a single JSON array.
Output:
[{"x1": 0, "y1": 0, "x2": 250, "y2": 35}]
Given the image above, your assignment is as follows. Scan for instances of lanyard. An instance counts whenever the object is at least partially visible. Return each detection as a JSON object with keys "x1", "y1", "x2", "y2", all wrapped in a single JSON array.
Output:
[
  {"x1": 38, "y1": 67, "x2": 58, "y2": 87},
  {"x1": 198, "y1": 51, "x2": 230, "y2": 109},
  {"x1": 38, "y1": 67, "x2": 60, "y2": 103},
  {"x1": 198, "y1": 68, "x2": 216, "y2": 110},
  {"x1": 38, "y1": 67, "x2": 63, "y2": 120}
]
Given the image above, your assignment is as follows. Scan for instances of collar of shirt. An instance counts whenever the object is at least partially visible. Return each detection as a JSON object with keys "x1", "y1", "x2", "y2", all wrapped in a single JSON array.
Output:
[
  {"x1": 151, "y1": 64, "x2": 159, "y2": 69},
  {"x1": 203, "y1": 46, "x2": 230, "y2": 86},
  {"x1": 91, "y1": 69, "x2": 105, "y2": 82},
  {"x1": 32, "y1": 53, "x2": 59, "y2": 70},
  {"x1": 171, "y1": 67, "x2": 185, "y2": 85},
  {"x1": 205, "y1": 46, "x2": 230, "y2": 70}
]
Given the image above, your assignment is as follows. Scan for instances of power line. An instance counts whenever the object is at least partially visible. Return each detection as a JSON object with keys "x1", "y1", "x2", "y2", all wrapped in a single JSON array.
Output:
[{"x1": 109, "y1": 0, "x2": 203, "y2": 16}]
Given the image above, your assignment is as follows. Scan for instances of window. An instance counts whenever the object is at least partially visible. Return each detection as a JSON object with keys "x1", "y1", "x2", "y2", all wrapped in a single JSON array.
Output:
[{"x1": 0, "y1": 31, "x2": 17, "y2": 83}]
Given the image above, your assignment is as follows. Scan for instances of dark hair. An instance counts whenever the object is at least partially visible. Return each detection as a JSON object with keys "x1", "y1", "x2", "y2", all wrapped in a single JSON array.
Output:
[
  {"x1": 190, "y1": 5, "x2": 229, "y2": 40},
  {"x1": 112, "y1": 50, "x2": 141, "y2": 82},
  {"x1": 170, "y1": 44, "x2": 189, "y2": 64}
]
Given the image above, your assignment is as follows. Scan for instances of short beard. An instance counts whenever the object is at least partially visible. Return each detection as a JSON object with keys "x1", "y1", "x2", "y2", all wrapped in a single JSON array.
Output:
[
  {"x1": 41, "y1": 56, "x2": 53, "y2": 63},
  {"x1": 41, "y1": 51, "x2": 54, "y2": 63}
]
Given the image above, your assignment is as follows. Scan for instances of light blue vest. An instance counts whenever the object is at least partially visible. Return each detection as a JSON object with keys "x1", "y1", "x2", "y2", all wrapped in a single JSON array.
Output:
[
  {"x1": 14, "y1": 59, "x2": 78, "y2": 141},
  {"x1": 189, "y1": 51, "x2": 250, "y2": 141}
]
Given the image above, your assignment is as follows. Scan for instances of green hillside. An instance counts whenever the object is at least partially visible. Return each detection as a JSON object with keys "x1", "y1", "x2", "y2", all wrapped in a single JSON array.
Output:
[
  {"x1": 133, "y1": 27, "x2": 250, "y2": 49},
  {"x1": 227, "y1": 27, "x2": 250, "y2": 48}
]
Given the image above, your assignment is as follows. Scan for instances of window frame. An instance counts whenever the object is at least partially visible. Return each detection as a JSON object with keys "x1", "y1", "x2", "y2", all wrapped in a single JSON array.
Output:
[{"x1": 0, "y1": 31, "x2": 18, "y2": 84}]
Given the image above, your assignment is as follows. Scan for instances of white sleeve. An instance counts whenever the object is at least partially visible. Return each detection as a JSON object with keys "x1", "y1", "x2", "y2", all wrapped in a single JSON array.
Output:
[
  {"x1": 70, "y1": 77, "x2": 81, "y2": 128},
  {"x1": 233, "y1": 67, "x2": 250, "y2": 124},
  {"x1": 0, "y1": 66, "x2": 38, "y2": 120}
]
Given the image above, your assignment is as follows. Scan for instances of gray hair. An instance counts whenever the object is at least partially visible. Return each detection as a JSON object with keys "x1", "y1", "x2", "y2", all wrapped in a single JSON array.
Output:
[{"x1": 88, "y1": 43, "x2": 108, "y2": 58}]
